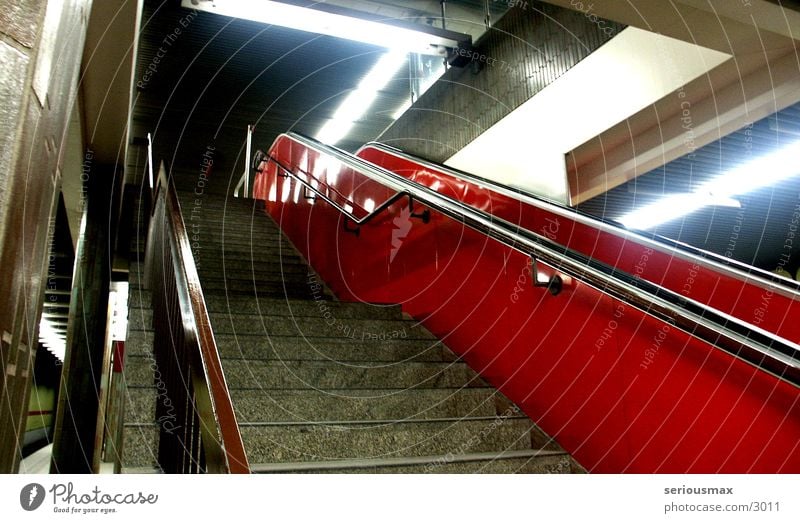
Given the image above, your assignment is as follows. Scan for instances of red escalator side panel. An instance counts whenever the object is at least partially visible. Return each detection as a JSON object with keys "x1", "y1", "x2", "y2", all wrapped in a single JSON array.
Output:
[
  {"x1": 358, "y1": 145, "x2": 800, "y2": 345},
  {"x1": 252, "y1": 135, "x2": 800, "y2": 472}
]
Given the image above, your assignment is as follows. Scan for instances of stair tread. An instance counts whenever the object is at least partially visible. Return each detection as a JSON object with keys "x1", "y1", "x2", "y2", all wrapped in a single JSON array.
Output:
[
  {"x1": 119, "y1": 192, "x2": 576, "y2": 473},
  {"x1": 250, "y1": 448, "x2": 567, "y2": 473}
]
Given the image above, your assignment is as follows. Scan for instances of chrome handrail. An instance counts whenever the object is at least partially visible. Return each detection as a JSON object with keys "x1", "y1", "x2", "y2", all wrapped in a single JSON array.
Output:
[
  {"x1": 265, "y1": 154, "x2": 428, "y2": 235},
  {"x1": 278, "y1": 131, "x2": 800, "y2": 388},
  {"x1": 360, "y1": 141, "x2": 800, "y2": 298}
]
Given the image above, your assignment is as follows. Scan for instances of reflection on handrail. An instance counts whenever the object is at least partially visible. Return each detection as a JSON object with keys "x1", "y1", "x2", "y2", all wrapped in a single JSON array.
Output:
[
  {"x1": 146, "y1": 161, "x2": 250, "y2": 473},
  {"x1": 265, "y1": 154, "x2": 429, "y2": 235},
  {"x1": 234, "y1": 125, "x2": 255, "y2": 198},
  {"x1": 361, "y1": 141, "x2": 800, "y2": 296},
  {"x1": 276, "y1": 132, "x2": 800, "y2": 388}
]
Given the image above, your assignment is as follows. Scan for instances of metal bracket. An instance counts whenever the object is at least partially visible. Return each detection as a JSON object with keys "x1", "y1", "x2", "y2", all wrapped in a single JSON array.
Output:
[
  {"x1": 303, "y1": 187, "x2": 317, "y2": 202},
  {"x1": 532, "y1": 257, "x2": 563, "y2": 296},
  {"x1": 344, "y1": 218, "x2": 360, "y2": 237},
  {"x1": 408, "y1": 197, "x2": 431, "y2": 223}
]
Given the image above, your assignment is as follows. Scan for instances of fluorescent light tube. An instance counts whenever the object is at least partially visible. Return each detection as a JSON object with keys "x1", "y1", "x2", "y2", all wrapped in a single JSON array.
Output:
[
  {"x1": 183, "y1": 0, "x2": 458, "y2": 55},
  {"x1": 317, "y1": 50, "x2": 407, "y2": 145},
  {"x1": 619, "y1": 138, "x2": 800, "y2": 230}
]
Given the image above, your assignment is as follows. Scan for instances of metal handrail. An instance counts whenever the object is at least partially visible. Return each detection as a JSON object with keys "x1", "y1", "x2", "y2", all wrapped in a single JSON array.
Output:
[
  {"x1": 360, "y1": 141, "x2": 800, "y2": 297},
  {"x1": 234, "y1": 125, "x2": 254, "y2": 198},
  {"x1": 146, "y1": 161, "x2": 250, "y2": 473},
  {"x1": 265, "y1": 154, "x2": 429, "y2": 235},
  {"x1": 276, "y1": 131, "x2": 800, "y2": 388}
]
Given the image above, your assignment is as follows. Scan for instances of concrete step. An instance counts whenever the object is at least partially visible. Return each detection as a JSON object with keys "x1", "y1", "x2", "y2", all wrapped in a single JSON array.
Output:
[
  {"x1": 120, "y1": 426, "x2": 158, "y2": 469},
  {"x1": 182, "y1": 209, "x2": 277, "y2": 224},
  {"x1": 203, "y1": 296, "x2": 403, "y2": 320},
  {"x1": 118, "y1": 193, "x2": 580, "y2": 474},
  {"x1": 239, "y1": 417, "x2": 535, "y2": 463},
  {"x1": 222, "y1": 359, "x2": 484, "y2": 390},
  {"x1": 187, "y1": 228, "x2": 281, "y2": 242},
  {"x1": 124, "y1": 327, "x2": 449, "y2": 361},
  {"x1": 200, "y1": 279, "x2": 315, "y2": 299},
  {"x1": 127, "y1": 264, "x2": 310, "y2": 284},
  {"x1": 191, "y1": 234, "x2": 290, "y2": 249},
  {"x1": 128, "y1": 299, "x2": 403, "y2": 330},
  {"x1": 125, "y1": 356, "x2": 484, "y2": 389},
  {"x1": 126, "y1": 386, "x2": 515, "y2": 424},
  {"x1": 177, "y1": 195, "x2": 264, "y2": 210},
  {"x1": 199, "y1": 275, "x2": 311, "y2": 293},
  {"x1": 125, "y1": 329, "x2": 153, "y2": 356},
  {"x1": 209, "y1": 313, "x2": 435, "y2": 340},
  {"x1": 128, "y1": 288, "x2": 151, "y2": 308},
  {"x1": 197, "y1": 264, "x2": 310, "y2": 280},
  {"x1": 250, "y1": 449, "x2": 572, "y2": 473},
  {"x1": 212, "y1": 334, "x2": 451, "y2": 362},
  {"x1": 194, "y1": 251, "x2": 306, "y2": 266},
  {"x1": 127, "y1": 307, "x2": 154, "y2": 332}
]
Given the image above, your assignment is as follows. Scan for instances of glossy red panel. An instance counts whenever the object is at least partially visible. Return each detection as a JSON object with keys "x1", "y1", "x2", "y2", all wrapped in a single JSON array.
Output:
[
  {"x1": 253, "y1": 134, "x2": 800, "y2": 472},
  {"x1": 357, "y1": 145, "x2": 800, "y2": 344}
]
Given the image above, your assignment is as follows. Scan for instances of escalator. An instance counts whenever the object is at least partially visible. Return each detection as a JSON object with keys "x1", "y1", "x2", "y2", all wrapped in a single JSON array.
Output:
[
  {"x1": 250, "y1": 132, "x2": 800, "y2": 473},
  {"x1": 122, "y1": 131, "x2": 799, "y2": 473}
]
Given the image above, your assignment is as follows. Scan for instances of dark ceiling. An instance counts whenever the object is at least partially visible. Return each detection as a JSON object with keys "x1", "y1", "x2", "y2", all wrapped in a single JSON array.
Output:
[
  {"x1": 127, "y1": 0, "x2": 502, "y2": 194},
  {"x1": 578, "y1": 101, "x2": 800, "y2": 277},
  {"x1": 127, "y1": 0, "x2": 800, "y2": 278}
]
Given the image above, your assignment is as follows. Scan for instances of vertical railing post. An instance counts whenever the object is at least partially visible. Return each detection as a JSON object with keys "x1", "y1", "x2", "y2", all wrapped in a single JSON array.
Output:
[
  {"x1": 144, "y1": 160, "x2": 250, "y2": 474},
  {"x1": 244, "y1": 125, "x2": 253, "y2": 198}
]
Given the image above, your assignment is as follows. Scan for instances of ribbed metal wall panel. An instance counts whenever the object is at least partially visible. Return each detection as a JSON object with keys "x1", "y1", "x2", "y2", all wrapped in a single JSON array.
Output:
[
  {"x1": 579, "y1": 102, "x2": 800, "y2": 275},
  {"x1": 379, "y1": 3, "x2": 624, "y2": 162}
]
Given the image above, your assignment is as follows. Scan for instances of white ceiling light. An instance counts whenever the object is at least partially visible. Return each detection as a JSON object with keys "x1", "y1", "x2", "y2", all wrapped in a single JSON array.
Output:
[
  {"x1": 317, "y1": 50, "x2": 407, "y2": 145},
  {"x1": 618, "y1": 138, "x2": 800, "y2": 230},
  {"x1": 182, "y1": 0, "x2": 459, "y2": 56}
]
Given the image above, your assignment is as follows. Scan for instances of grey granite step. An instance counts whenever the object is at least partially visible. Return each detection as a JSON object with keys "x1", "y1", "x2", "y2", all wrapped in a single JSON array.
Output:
[
  {"x1": 119, "y1": 193, "x2": 581, "y2": 474},
  {"x1": 209, "y1": 314, "x2": 436, "y2": 339},
  {"x1": 192, "y1": 235, "x2": 290, "y2": 250},
  {"x1": 195, "y1": 251, "x2": 309, "y2": 274},
  {"x1": 203, "y1": 296, "x2": 402, "y2": 320},
  {"x1": 124, "y1": 356, "x2": 484, "y2": 389},
  {"x1": 184, "y1": 224, "x2": 283, "y2": 240},
  {"x1": 125, "y1": 386, "x2": 514, "y2": 424},
  {"x1": 128, "y1": 288, "x2": 151, "y2": 308},
  {"x1": 251, "y1": 449, "x2": 572, "y2": 473},
  {"x1": 125, "y1": 330, "x2": 154, "y2": 356},
  {"x1": 200, "y1": 280, "x2": 315, "y2": 299},
  {"x1": 199, "y1": 275, "x2": 311, "y2": 293},
  {"x1": 124, "y1": 328, "x2": 450, "y2": 362},
  {"x1": 212, "y1": 334, "x2": 453, "y2": 362},
  {"x1": 239, "y1": 417, "x2": 536, "y2": 463},
  {"x1": 197, "y1": 264, "x2": 309, "y2": 279},
  {"x1": 194, "y1": 251, "x2": 305, "y2": 266},
  {"x1": 127, "y1": 307, "x2": 154, "y2": 331},
  {"x1": 120, "y1": 426, "x2": 158, "y2": 469}
]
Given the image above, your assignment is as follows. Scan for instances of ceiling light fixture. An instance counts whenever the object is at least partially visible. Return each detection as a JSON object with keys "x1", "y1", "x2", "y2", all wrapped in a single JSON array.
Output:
[
  {"x1": 618, "y1": 138, "x2": 800, "y2": 230},
  {"x1": 316, "y1": 50, "x2": 408, "y2": 145},
  {"x1": 183, "y1": 0, "x2": 464, "y2": 56}
]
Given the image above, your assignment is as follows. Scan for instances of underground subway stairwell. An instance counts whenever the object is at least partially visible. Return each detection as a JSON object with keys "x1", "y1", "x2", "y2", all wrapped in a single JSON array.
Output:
[{"x1": 119, "y1": 185, "x2": 579, "y2": 473}]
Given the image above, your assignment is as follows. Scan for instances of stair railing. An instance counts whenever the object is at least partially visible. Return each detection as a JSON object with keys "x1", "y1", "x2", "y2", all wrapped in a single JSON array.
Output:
[
  {"x1": 361, "y1": 141, "x2": 800, "y2": 295},
  {"x1": 268, "y1": 132, "x2": 800, "y2": 388},
  {"x1": 144, "y1": 161, "x2": 250, "y2": 473},
  {"x1": 261, "y1": 153, "x2": 430, "y2": 236},
  {"x1": 233, "y1": 125, "x2": 254, "y2": 198}
]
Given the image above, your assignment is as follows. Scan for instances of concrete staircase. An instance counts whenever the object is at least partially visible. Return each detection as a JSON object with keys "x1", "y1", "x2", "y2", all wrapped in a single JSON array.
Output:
[{"x1": 120, "y1": 192, "x2": 579, "y2": 473}]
